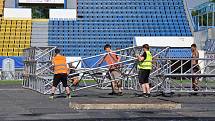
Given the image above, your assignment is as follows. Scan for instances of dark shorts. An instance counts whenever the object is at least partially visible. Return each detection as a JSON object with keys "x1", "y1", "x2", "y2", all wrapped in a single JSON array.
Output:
[
  {"x1": 68, "y1": 69, "x2": 79, "y2": 78},
  {"x1": 193, "y1": 64, "x2": 200, "y2": 73},
  {"x1": 138, "y1": 69, "x2": 151, "y2": 84},
  {"x1": 53, "y1": 73, "x2": 68, "y2": 87}
]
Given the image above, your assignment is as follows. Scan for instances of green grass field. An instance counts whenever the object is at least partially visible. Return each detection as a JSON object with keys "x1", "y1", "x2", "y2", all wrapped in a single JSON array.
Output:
[{"x1": 0, "y1": 80, "x2": 22, "y2": 85}]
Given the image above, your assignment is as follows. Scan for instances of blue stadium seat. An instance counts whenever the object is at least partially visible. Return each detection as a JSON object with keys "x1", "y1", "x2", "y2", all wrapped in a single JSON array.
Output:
[{"x1": 48, "y1": 0, "x2": 192, "y2": 57}]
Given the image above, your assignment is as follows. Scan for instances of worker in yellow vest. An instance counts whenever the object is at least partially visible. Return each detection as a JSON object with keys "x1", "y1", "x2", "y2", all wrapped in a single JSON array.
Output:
[
  {"x1": 49, "y1": 49, "x2": 70, "y2": 99},
  {"x1": 136, "y1": 44, "x2": 152, "y2": 98}
]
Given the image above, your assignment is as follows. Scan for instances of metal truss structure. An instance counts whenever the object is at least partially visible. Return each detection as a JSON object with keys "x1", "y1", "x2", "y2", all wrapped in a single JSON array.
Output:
[
  {"x1": 23, "y1": 46, "x2": 215, "y2": 95},
  {"x1": 22, "y1": 46, "x2": 57, "y2": 94}
]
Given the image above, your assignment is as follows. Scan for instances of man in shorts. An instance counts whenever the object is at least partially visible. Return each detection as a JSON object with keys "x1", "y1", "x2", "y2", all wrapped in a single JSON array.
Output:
[
  {"x1": 191, "y1": 44, "x2": 200, "y2": 91},
  {"x1": 98, "y1": 44, "x2": 123, "y2": 96},
  {"x1": 49, "y1": 49, "x2": 71, "y2": 99},
  {"x1": 136, "y1": 44, "x2": 152, "y2": 98},
  {"x1": 68, "y1": 60, "x2": 79, "y2": 86}
]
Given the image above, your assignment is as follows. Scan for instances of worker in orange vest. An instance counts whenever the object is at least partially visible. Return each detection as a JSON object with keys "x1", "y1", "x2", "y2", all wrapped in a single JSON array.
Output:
[{"x1": 49, "y1": 49, "x2": 70, "y2": 99}]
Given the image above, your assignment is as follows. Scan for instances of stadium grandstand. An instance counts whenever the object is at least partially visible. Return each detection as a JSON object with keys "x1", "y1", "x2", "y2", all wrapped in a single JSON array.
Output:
[{"x1": 0, "y1": 0, "x2": 214, "y2": 80}]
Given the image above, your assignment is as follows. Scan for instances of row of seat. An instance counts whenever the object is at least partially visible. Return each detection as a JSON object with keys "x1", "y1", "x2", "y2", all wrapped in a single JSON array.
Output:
[
  {"x1": 48, "y1": 0, "x2": 192, "y2": 56},
  {"x1": 0, "y1": 0, "x2": 4, "y2": 16},
  {"x1": 0, "y1": 52, "x2": 23, "y2": 56},
  {"x1": 0, "y1": 36, "x2": 31, "y2": 40},
  {"x1": 0, "y1": 19, "x2": 32, "y2": 56},
  {"x1": 0, "y1": 47, "x2": 27, "y2": 52},
  {"x1": 0, "y1": 40, "x2": 30, "y2": 43}
]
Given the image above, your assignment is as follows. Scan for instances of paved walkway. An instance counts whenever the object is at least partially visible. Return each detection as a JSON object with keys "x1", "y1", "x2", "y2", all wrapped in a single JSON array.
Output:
[{"x1": 0, "y1": 84, "x2": 215, "y2": 121}]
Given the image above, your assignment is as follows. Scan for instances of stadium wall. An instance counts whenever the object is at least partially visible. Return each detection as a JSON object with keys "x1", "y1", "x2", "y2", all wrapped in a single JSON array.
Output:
[
  {"x1": 3, "y1": 8, "x2": 31, "y2": 19},
  {"x1": 49, "y1": 9, "x2": 76, "y2": 19},
  {"x1": 134, "y1": 37, "x2": 194, "y2": 47}
]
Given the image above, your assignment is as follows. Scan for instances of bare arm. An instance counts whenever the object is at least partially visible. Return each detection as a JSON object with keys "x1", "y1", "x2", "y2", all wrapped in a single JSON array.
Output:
[
  {"x1": 97, "y1": 54, "x2": 107, "y2": 66},
  {"x1": 137, "y1": 55, "x2": 145, "y2": 61}
]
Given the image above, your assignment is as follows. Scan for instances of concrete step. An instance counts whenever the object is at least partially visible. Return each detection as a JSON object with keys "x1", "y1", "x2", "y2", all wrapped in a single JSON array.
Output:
[
  {"x1": 31, "y1": 39, "x2": 48, "y2": 42},
  {"x1": 31, "y1": 43, "x2": 48, "y2": 47}
]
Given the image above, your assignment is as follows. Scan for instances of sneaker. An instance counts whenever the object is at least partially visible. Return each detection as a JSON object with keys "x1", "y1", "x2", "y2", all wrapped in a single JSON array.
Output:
[
  {"x1": 66, "y1": 94, "x2": 72, "y2": 99},
  {"x1": 108, "y1": 92, "x2": 118, "y2": 95},
  {"x1": 137, "y1": 93, "x2": 144, "y2": 98},
  {"x1": 117, "y1": 92, "x2": 123, "y2": 96},
  {"x1": 147, "y1": 93, "x2": 151, "y2": 97},
  {"x1": 66, "y1": 95, "x2": 71, "y2": 99},
  {"x1": 143, "y1": 94, "x2": 149, "y2": 98},
  {"x1": 49, "y1": 95, "x2": 54, "y2": 100},
  {"x1": 193, "y1": 87, "x2": 199, "y2": 91}
]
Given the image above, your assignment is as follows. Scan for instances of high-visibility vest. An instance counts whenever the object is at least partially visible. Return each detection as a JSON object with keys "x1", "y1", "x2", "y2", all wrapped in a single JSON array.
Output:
[
  {"x1": 52, "y1": 55, "x2": 68, "y2": 74},
  {"x1": 138, "y1": 51, "x2": 152, "y2": 70}
]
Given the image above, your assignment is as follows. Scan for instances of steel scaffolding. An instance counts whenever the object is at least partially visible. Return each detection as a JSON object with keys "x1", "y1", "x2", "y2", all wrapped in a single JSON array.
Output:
[
  {"x1": 23, "y1": 46, "x2": 215, "y2": 95},
  {"x1": 23, "y1": 46, "x2": 57, "y2": 94}
]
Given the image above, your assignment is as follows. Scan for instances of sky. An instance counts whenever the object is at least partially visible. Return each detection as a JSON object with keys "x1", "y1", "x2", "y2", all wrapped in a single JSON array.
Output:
[{"x1": 187, "y1": 0, "x2": 210, "y2": 9}]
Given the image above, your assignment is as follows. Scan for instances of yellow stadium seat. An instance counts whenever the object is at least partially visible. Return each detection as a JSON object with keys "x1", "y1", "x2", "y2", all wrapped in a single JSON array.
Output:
[
  {"x1": 22, "y1": 28, "x2": 27, "y2": 31},
  {"x1": 19, "y1": 44, "x2": 25, "y2": 48},
  {"x1": 9, "y1": 40, "x2": 15, "y2": 43},
  {"x1": 27, "y1": 24, "x2": 32, "y2": 27},
  {"x1": 0, "y1": 36, "x2": 4, "y2": 40},
  {"x1": 0, "y1": 32, "x2": 4, "y2": 36},
  {"x1": 6, "y1": 24, "x2": 11, "y2": 27},
  {"x1": 16, "y1": 25, "x2": 21, "y2": 29},
  {"x1": 3, "y1": 40, "x2": 10, "y2": 44},
  {"x1": 2, "y1": 48, "x2": 8, "y2": 52},
  {"x1": 4, "y1": 36, "x2": 9, "y2": 40},
  {"x1": 4, "y1": 31, "x2": 10, "y2": 35},
  {"x1": 26, "y1": 32, "x2": 31, "y2": 36},
  {"x1": 13, "y1": 52, "x2": 19, "y2": 56},
  {"x1": 14, "y1": 44, "x2": 20, "y2": 48},
  {"x1": 20, "y1": 36, "x2": 25, "y2": 40},
  {"x1": 21, "y1": 32, "x2": 26, "y2": 35},
  {"x1": 13, "y1": 48, "x2": 19, "y2": 52},
  {"x1": 8, "y1": 48, "x2": 13, "y2": 52},
  {"x1": 1, "y1": 20, "x2": 6, "y2": 24},
  {"x1": 6, "y1": 20, "x2": 11, "y2": 24},
  {"x1": 26, "y1": 36, "x2": 31, "y2": 40},
  {"x1": 0, "y1": 48, "x2": 2, "y2": 52},
  {"x1": 3, "y1": 44, "x2": 8, "y2": 48},
  {"x1": 26, "y1": 29, "x2": 31, "y2": 33},
  {"x1": 20, "y1": 40, "x2": 25, "y2": 44},
  {"x1": 10, "y1": 33, "x2": 16, "y2": 36},
  {"x1": 22, "y1": 20, "x2": 27, "y2": 23},
  {"x1": 17, "y1": 20, "x2": 21, "y2": 23},
  {"x1": 16, "y1": 32, "x2": 21, "y2": 36},
  {"x1": 11, "y1": 24, "x2": 16, "y2": 28},
  {"x1": 16, "y1": 25, "x2": 22, "y2": 29},
  {"x1": 15, "y1": 36, "x2": 20, "y2": 40},
  {"x1": 6, "y1": 28, "x2": 10, "y2": 32},
  {"x1": 11, "y1": 28, "x2": 16, "y2": 31},
  {"x1": 24, "y1": 44, "x2": 30, "y2": 48},
  {"x1": 19, "y1": 51, "x2": 23, "y2": 56},
  {"x1": 1, "y1": 24, "x2": 5, "y2": 28},
  {"x1": 25, "y1": 40, "x2": 30, "y2": 44},
  {"x1": 12, "y1": 20, "x2": 16, "y2": 23},
  {"x1": 14, "y1": 40, "x2": 20, "y2": 43},
  {"x1": 0, "y1": 45, "x2": 3, "y2": 48},
  {"x1": 7, "y1": 52, "x2": 13, "y2": 56},
  {"x1": 1, "y1": 28, "x2": 5, "y2": 31},
  {"x1": 9, "y1": 44, "x2": 15, "y2": 48},
  {"x1": 2, "y1": 52, "x2": 7, "y2": 56}
]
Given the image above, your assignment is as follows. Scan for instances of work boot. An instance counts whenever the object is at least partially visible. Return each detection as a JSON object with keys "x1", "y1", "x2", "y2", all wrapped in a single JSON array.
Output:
[{"x1": 49, "y1": 95, "x2": 54, "y2": 100}]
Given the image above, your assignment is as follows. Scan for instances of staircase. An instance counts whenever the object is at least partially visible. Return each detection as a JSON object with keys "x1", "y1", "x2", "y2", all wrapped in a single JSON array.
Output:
[{"x1": 31, "y1": 20, "x2": 49, "y2": 47}]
